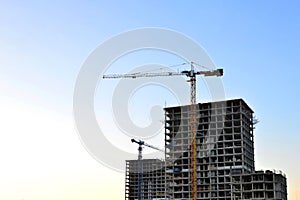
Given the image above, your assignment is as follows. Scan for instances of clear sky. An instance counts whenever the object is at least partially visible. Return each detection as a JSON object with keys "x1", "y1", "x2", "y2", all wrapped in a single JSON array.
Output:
[{"x1": 1, "y1": 1, "x2": 300, "y2": 199}]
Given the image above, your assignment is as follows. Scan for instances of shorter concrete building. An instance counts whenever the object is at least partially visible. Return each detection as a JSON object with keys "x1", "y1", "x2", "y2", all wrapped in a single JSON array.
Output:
[
  {"x1": 125, "y1": 159, "x2": 166, "y2": 200},
  {"x1": 232, "y1": 170, "x2": 287, "y2": 200}
]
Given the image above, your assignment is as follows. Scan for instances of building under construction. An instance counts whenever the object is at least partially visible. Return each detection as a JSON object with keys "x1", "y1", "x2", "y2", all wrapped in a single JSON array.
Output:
[
  {"x1": 125, "y1": 98, "x2": 287, "y2": 199},
  {"x1": 125, "y1": 159, "x2": 166, "y2": 200},
  {"x1": 231, "y1": 170, "x2": 287, "y2": 199}
]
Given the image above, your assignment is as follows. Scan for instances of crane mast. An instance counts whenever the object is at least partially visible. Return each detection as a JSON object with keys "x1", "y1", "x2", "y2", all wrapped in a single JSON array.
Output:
[
  {"x1": 189, "y1": 63, "x2": 198, "y2": 199},
  {"x1": 104, "y1": 63, "x2": 223, "y2": 200}
]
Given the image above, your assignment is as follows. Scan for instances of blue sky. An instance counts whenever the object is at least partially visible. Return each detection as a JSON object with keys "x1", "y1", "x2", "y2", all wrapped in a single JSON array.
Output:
[{"x1": 1, "y1": 1, "x2": 300, "y2": 199}]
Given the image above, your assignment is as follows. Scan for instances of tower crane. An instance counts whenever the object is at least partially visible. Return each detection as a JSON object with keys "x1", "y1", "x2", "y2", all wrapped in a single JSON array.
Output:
[
  {"x1": 131, "y1": 139, "x2": 164, "y2": 200},
  {"x1": 103, "y1": 62, "x2": 223, "y2": 200}
]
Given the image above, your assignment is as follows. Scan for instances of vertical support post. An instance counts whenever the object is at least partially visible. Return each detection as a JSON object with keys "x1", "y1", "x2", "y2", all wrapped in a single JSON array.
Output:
[
  {"x1": 138, "y1": 144, "x2": 142, "y2": 200},
  {"x1": 164, "y1": 108, "x2": 167, "y2": 200},
  {"x1": 230, "y1": 166, "x2": 233, "y2": 200}
]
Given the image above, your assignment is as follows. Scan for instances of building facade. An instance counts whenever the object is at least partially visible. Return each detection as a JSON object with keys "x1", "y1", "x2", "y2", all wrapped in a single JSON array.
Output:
[
  {"x1": 125, "y1": 99, "x2": 287, "y2": 200},
  {"x1": 125, "y1": 159, "x2": 166, "y2": 200},
  {"x1": 232, "y1": 170, "x2": 287, "y2": 199},
  {"x1": 164, "y1": 99, "x2": 287, "y2": 200}
]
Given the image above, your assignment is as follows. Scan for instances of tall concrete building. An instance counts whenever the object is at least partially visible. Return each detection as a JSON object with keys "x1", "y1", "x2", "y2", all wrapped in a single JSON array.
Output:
[
  {"x1": 164, "y1": 98, "x2": 287, "y2": 200},
  {"x1": 125, "y1": 98, "x2": 287, "y2": 199}
]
